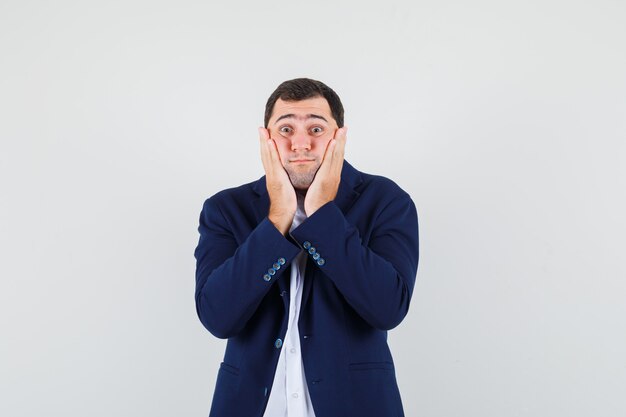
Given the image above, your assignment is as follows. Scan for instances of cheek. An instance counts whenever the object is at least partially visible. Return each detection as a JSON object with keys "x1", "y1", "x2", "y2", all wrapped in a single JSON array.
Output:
[
  {"x1": 315, "y1": 135, "x2": 333, "y2": 152},
  {"x1": 276, "y1": 139, "x2": 290, "y2": 152},
  {"x1": 273, "y1": 141, "x2": 290, "y2": 164}
]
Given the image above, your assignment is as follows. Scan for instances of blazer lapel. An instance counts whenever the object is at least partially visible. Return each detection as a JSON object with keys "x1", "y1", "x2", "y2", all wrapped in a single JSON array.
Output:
[{"x1": 251, "y1": 175, "x2": 269, "y2": 224}]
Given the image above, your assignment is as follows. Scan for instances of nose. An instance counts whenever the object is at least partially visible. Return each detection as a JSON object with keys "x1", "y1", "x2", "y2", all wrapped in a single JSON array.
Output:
[{"x1": 290, "y1": 131, "x2": 311, "y2": 151}]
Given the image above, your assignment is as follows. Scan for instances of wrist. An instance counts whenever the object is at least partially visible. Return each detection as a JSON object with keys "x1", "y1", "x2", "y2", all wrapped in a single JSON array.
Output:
[
  {"x1": 305, "y1": 197, "x2": 333, "y2": 217},
  {"x1": 268, "y1": 213, "x2": 292, "y2": 235}
]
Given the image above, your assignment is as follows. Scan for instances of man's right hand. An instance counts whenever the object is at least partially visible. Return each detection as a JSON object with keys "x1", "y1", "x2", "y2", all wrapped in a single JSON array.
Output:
[{"x1": 259, "y1": 127, "x2": 296, "y2": 235}]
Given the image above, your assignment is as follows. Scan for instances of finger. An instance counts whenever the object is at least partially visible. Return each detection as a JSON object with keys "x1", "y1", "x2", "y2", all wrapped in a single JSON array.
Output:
[
  {"x1": 333, "y1": 126, "x2": 347, "y2": 159},
  {"x1": 325, "y1": 126, "x2": 346, "y2": 166},
  {"x1": 259, "y1": 127, "x2": 272, "y2": 172},
  {"x1": 333, "y1": 126, "x2": 347, "y2": 141},
  {"x1": 318, "y1": 139, "x2": 336, "y2": 172},
  {"x1": 259, "y1": 126, "x2": 270, "y2": 139},
  {"x1": 258, "y1": 127, "x2": 281, "y2": 172},
  {"x1": 329, "y1": 126, "x2": 347, "y2": 175},
  {"x1": 266, "y1": 136, "x2": 283, "y2": 169}
]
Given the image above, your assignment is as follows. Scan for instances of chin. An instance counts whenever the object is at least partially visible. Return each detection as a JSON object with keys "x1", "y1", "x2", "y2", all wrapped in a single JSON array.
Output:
[
  {"x1": 294, "y1": 184, "x2": 310, "y2": 191},
  {"x1": 288, "y1": 159, "x2": 321, "y2": 186},
  {"x1": 286, "y1": 169, "x2": 315, "y2": 189},
  {"x1": 290, "y1": 178, "x2": 312, "y2": 190}
]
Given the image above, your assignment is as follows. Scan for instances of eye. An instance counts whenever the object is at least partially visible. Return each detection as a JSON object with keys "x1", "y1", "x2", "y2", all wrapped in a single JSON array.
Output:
[
  {"x1": 310, "y1": 126, "x2": 324, "y2": 134},
  {"x1": 279, "y1": 126, "x2": 293, "y2": 134}
]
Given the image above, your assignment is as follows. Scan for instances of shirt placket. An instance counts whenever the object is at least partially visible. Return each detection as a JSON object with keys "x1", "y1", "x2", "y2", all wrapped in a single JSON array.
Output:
[{"x1": 286, "y1": 251, "x2": 306, "y2": 416}]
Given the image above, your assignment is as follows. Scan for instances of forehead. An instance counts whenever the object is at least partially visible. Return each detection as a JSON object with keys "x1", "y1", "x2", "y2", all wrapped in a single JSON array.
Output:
[{"x1": 270, "y1": 96, "x2": 333, "y2": 122}]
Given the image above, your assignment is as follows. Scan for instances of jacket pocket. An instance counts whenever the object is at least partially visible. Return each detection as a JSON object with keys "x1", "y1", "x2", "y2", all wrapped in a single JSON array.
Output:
[
  {"x1": 219, "y1": 361, "x2": 240, "y2": 376},
  {"x1": 213, "y1": 362, "x2": 240, "y2": 397},
  {"x1": 349, "y1": 361, "x2": 394, "y2": 371},
  {"x1": 347, "y1": 361, "x2": 403, "y2": 416},
  {"x1": 209, "y1": 363, "x2": 241, "y2": 416}
]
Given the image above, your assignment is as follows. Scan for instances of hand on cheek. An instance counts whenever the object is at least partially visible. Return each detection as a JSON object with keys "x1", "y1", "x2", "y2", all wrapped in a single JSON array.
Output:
[
  {"x1": 258, "y1": 127, "x2": 297, "y2": 235},
  {"x1": 304, "y1": 127, "x2": 347, "y2": 217}
]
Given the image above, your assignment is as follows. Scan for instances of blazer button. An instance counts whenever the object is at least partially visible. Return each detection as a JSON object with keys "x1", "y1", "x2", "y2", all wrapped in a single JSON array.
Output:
[
  {"x1": 263, "y1": 273, "x2": 271, "y2": 282},
  {"x1": 303, "y1": 241, "x2": 311, "y2": 249},
  {"x1": 316, "y1": 258, "x2": 325, "y2": 266},
  {"x1": 308, "y1": 247, "x2": 316, "y2": 255},
  {"x1": 312, "y1": 253, "x2": 320, "y2": 260},
  {"x1": 278, "y1": 257, "x2": 286, "y2": 265},
  {"x1": 273, "y1": 262, "x2": 281, "y2": 270},
  {"x1": 268, "y1": 268, "x2": 276, "y2": 276},
  {"x1": 274, "y1": 338, "x2": 283, "y2": 349}
]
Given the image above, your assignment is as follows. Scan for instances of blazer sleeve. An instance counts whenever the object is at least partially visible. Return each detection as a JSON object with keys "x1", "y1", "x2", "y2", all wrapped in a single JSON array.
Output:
[
  {"x1": 289, "y1": 192, "x2": 419, "y2": 330},
  {"x1": 194, "y1": 196, "x2": 301, "y2": 339}
]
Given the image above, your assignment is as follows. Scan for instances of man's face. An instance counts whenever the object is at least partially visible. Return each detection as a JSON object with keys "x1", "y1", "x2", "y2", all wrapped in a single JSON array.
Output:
[{"x1": 267, "y1": 96, "x2": 338, "y2": 190}]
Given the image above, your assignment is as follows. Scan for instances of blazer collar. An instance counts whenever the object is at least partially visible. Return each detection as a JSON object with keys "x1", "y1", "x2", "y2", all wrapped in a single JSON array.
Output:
[{"x1": 251, "y1": 159, "x2": 363, "y2": 223}]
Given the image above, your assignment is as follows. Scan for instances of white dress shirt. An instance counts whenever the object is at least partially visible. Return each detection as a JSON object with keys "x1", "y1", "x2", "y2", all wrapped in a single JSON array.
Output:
[{"x1": 263, "y1": 192, "x2": 316, "y2": 417}]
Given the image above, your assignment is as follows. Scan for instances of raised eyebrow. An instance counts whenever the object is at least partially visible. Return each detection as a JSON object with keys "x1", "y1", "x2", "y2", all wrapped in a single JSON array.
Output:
[
  {"x1": 307, "y1": 114, "x2": 328, "y2": 123},
  {"x1": 273, "y1": 113, "x2": 329, "y2": 125}
]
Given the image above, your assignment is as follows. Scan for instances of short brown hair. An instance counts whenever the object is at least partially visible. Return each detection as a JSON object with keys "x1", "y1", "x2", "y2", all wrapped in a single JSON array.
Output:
[{"x1": 264, "y1": 78, "x2": 344, "y2": 128}]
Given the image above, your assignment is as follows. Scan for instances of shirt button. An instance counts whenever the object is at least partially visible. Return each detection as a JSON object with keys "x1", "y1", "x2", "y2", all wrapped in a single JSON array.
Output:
[
  {"x1": 292, "y1": 393, "x2": 299, "y2": 398},
  {"x1": 290, "y1": 348, "x2": 296, "y2": 353},
  {"x1": 274, "y1": 338, "x2": 283, "y2": 349},
  {"x1": 303, "y1": 241, "x2": 311, "y2": 249}
]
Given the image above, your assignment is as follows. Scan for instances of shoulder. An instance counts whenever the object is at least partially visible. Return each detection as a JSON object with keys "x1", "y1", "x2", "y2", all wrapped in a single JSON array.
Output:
[
  {"x1": 344, "y1": 162, "x2": 417, "y2": 225},
  {"x1": 200, "y1": 176, "x2": 263, "y2": 212},
  {"x1": 362, "y1": 172, "x2": 408, "y2": 196},
  {"x1": 351, "y1": 163, "x2": 412, "y2": 203}
]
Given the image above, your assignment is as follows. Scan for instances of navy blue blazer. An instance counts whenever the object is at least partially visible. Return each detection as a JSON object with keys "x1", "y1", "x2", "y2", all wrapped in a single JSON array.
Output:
[{"x1": 194, "y1": 160, "x2": 419, "y2": 417}]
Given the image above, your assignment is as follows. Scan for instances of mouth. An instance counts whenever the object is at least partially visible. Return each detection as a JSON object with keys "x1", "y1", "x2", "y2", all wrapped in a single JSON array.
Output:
[{"x1": 291, "y1": 159, "x2": 315, "y2": 164}]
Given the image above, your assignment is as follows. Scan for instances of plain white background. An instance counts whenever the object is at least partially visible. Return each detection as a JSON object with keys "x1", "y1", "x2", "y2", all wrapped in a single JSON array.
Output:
[{"x1": 1, "y1": 0, "x2": 625, "y2": 416}]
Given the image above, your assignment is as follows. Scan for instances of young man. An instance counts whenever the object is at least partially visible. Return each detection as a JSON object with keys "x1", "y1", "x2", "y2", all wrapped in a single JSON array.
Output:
[{"x1": 194, "y1": 78, "x2": 419, "y2": 417}]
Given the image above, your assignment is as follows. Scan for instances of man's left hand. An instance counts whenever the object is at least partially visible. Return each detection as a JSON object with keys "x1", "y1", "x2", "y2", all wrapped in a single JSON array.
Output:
[{"x1": 304, "y1": 127, "x2": 348, "y2": 216}]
